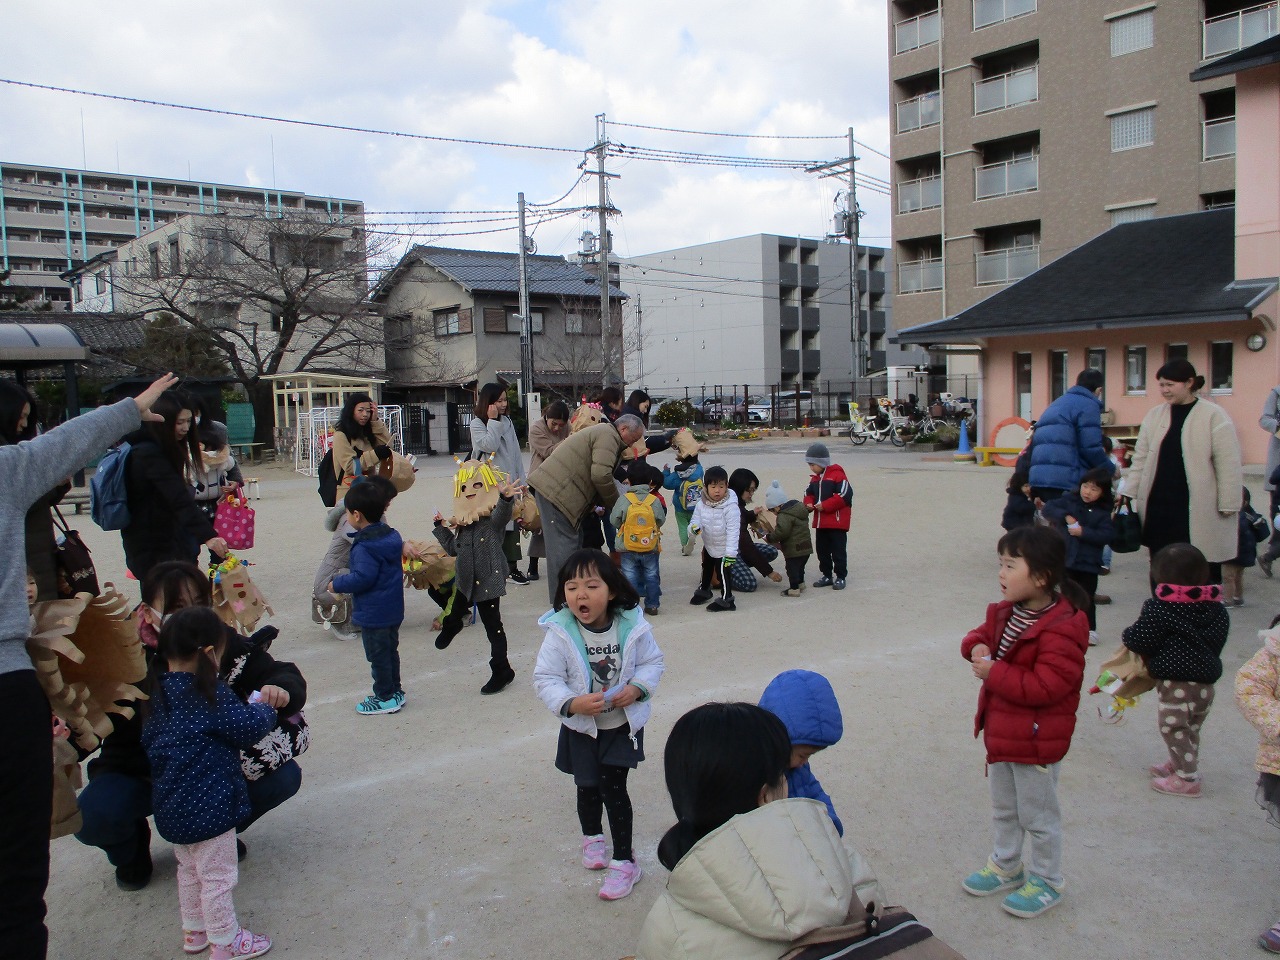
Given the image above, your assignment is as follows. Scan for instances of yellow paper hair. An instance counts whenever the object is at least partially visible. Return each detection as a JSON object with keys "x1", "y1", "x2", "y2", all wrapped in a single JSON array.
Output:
[{"x1": 452, "y1": 460, "x2": 505, "y2": 498}]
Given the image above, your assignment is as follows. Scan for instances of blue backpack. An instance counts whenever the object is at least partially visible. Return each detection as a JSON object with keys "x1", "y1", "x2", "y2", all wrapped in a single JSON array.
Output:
[{"x1": 90, "y1": 442, "x2": 132, "y2": 530}]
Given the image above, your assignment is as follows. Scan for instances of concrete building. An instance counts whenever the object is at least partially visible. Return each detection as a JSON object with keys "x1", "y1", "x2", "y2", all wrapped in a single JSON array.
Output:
[
  {"x1": 622, "y1": 234, "x2": 914, "y2": 394},
  {"x1": 0, "y1": 161, "x2": 363, "y2": 309},
  {"x1": 887, "y1": 0, "x2": 1273, "y2": 369}
]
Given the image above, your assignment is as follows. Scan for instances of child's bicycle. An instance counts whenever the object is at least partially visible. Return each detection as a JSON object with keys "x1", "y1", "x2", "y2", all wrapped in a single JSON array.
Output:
[{"x1": 847, "y1": 400, "x2": 906, "y2": 447}]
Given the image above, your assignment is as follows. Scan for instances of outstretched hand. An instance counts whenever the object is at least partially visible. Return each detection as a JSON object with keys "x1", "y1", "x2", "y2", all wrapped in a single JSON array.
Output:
[
  {"x1": 498, "y1": 479, "x2": 527, "y2": 498},
  {"x1": 134, "y1": 373, "x2": 179, "y2": 421}
]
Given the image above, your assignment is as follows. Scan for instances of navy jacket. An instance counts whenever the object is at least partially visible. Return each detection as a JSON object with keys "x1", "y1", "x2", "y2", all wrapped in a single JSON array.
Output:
[
  {"x1": 1028, "y1": 386, "x2": 1109, "y2": 493},
  {"x1": 1232, "y1": 505, "x2": 1269, "y2": 567},
  {"x1": 142, "y1": 673, "x2": 276, "y2": 844},
  {"x1": 758, "y1": 670, "x2": 844, "y2": 836},
  {"x1": 1041, "y1": 491, "x2": 1114, "y2": 574},
  {"x1": 332, "y1": 522, "x2": 405, "y2": 628}
]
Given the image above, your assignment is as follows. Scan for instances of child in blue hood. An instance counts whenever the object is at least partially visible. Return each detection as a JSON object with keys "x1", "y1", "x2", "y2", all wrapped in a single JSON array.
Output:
[{"x1": 758, "y1": 669, "x2": 844, "y2": 835}]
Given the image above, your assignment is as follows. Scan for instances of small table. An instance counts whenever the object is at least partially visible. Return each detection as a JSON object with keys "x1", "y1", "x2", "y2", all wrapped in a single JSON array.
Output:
[{"x1": 231, "y1": 443, "x2": 266, "y2": 464}]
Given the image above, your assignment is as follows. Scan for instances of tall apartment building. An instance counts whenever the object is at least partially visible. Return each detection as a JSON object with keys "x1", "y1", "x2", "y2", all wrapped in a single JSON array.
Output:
[
  {"x1": 0, "y1": 161, "x2": 363, "y2": 308},
  {"x1": 887, "y1": 0, "x2": 1271, "y2": 362},
  {"x1": 624, "y1": 234, "x2": 914, "y2": 393}
]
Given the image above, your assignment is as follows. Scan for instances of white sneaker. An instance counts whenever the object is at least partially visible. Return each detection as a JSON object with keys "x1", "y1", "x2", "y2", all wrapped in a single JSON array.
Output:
[{"x1": 1088, "y1": 630, "x2": 1099, "y2": 647}]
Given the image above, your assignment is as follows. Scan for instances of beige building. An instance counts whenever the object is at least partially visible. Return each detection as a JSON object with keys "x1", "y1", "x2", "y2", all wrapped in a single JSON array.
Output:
[
  {"x1": 887, "y1": 0, "x2": 1269, "y2": 370},
  {"x1": 0, "y1": 161, "x2": 362, "y2": 309}
]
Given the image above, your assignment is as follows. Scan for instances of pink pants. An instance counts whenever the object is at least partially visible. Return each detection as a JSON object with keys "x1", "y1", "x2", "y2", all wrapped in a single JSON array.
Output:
[{"x1": 175, "y1": 828, "x2": 240, "y2": 944}]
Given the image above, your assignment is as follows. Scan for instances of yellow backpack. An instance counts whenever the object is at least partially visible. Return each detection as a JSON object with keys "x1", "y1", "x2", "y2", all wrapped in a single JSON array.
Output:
[{"x1": 621, "y1": 492, "x2": 660, "y2": 553}]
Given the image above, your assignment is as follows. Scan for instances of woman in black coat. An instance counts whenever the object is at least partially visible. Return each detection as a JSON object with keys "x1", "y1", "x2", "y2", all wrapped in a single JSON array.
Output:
[
  {"x1": 120, "y1": 390, "x2": 227, "y2": 580},
  {"x1": 0, "y1": 383, "x2": 71, "y2": 600}
]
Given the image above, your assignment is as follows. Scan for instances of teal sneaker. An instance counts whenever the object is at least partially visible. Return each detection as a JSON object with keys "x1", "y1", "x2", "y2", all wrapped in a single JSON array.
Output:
[
  {"x1": 1000, "y1": 874, "x2": 1064, "y2": 918},
  {"x1": 961, "y1": 859, "x2": 1025, "y2": 896},
  {"x1": 356, "y1": 694, "x2": 402, "y2": 716}
]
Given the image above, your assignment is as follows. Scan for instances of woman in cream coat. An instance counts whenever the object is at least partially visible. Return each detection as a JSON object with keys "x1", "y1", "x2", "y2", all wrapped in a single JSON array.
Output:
[
  {"x1": 1127, "y1": 359, "x2": 1242, "y2": 574},
  {"x1": 638, "y1": 703, "x2": 882, "y2": 960}
]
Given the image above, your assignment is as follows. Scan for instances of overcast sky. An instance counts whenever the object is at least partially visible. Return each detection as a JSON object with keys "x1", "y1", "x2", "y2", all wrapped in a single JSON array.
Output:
[{"x1": 2, "y1": 1, "x2": 892, "y2": 263}]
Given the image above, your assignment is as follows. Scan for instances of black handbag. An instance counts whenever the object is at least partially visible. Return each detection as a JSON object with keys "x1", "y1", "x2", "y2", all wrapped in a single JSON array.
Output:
[
  {"x1": 1112, "y1": 500, "x2": 1143, "y2": 554},
  {"x1": 52, "y1": 507, "x2": 100, "y2": 597}
]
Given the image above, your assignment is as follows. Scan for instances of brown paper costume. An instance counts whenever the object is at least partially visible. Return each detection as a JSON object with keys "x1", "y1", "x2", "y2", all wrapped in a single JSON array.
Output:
[
  {"x1": 403, "y1": 539, "x2": 457, "y2": 590},
  {"x1": 210, "y1": 556, "x2": 273, "y2": 634},
  {"x1": 512, "y1": 494, "x2": 542, "y2": 532},
  {"x1": 569, "y1": 403, "x2": 607, "y2": 434},
  {"x1": 448, "y1": 457, "x2": 504, "y2": 527},
  {"x1": 671, "y1": 427, "x2": 702, "y2": 459}
]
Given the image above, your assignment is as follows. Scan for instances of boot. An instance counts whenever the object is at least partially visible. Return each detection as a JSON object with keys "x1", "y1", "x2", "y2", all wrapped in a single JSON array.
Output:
[
  {"x1": 114, "y1": 820, "x2": 153, "y2": 891},
  {"x1": 435, "y1": 616, "x2": 463, "y2": 650},
  {"x1": 481, "y1": 659, "x2": 516, "y2": 695},
  {"x1": 526, "y1": 558, "x2": 540, "y2": 581}
]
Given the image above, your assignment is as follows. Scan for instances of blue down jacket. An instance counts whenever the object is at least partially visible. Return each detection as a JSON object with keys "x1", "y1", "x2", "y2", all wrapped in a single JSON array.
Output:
[
  {"x1": 758, "y1": 670, "x2": 844, "y2": 836},
  {"x1": 1028, "y1": 386, "x2": 1109, "y2": 493},
  {"x1": 332, "y1": 522, "x2": 405, "y2": 629},
  {"x1": 1041, "y1": 490, "x2": 1114, "y2": 574}
]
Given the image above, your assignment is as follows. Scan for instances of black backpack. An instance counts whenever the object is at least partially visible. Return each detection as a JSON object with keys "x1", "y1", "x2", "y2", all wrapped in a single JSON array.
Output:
[{"x1": 317, "y1": 449, "x2": 338, "y2": 507}]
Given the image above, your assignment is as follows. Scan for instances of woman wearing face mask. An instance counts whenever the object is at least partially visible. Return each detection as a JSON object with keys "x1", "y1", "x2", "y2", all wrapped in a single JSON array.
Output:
[
  {"x1": 120, "y1": 390, "x2": 227, "y2": 580},
  {"x1": 331, "y1": 393, "x2": 393, "y2": 490}
]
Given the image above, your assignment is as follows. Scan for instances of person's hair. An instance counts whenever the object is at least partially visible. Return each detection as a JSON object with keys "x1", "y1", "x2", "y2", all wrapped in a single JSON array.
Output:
[
  {"x1": 595, "y1": 387, "x2": 623, "y2": 410},
  {"x1": 1007, "y1": 469, "x2": 1029, "y2": 496},
  {"x1": 626, "y1": 459, "x2": 650, "y2": 486},
  {"x1": 996, "y1": 526, "x2": 1090, "y2": 611},
  {"x1": 614, "y1": 413, "x2": 644, "y2": 436},
  {"x1": 1155, "y1": 359, "x2": 1205, "y2": 393},
  {"x1": 343, "y1": 480, "x2": 387, "y2": 523},
  {"x1": 143, "y1": 390, "x2": 199, "y2": 473},
  {"x1": 1150, "y1": 543, "x2": 1210, "y2": 587},
  {"x1": 365, "y1": 475, "x2": 398, "y2": 505},
  {"x1": 704, "y1": 465, "x2": 728, "y2": 486},
  {"x1": 1242, "y1": 484, "x2": 1253, "y2": 507},
  {"x1": 1076, "y1": 368, "x2": 1105, "y2": 392},
  {"x1": 657, "y1": 702, "x2": 791, "y2": 870},
  {"x1": 626, "y1": 390, "x2": 652, "y2": 423},
  {"x1": 473, "y1": 382, "x2": 506, "y2": 422},
  {"x1": 647, "y1": 465, "x2": 665, "y2": 491},
  {"x1": 1101, "y1": 435, "x2": 1114, "y2": 454},
  {"x1": 152, "y1": 606, "x2": 226, "y2": 709},
  {"x1": 0, "y1": 381, "x2": 37, "y2": 443},
  {"x1": 544, "y1": 400, "x2": 570, "y2": 422},
  {"x1": 728, "y1": 468, "x2": 759, "y2": 504},
  {"x1": 336, "y1": 393, "x2": 377, "y2": 444},
  {"x1": 142, "y1": 561, "x2": 212, "y2": 613},
  {"x1": 1079, "y1": 467, "x2": 1114, "y2": 507},
  {"x1": 552, "y1": 549, "x2": 640, "y2": 613}
]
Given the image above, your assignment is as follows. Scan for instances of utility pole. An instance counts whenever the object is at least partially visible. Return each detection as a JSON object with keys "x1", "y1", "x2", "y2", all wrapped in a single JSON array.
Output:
[
  {"x1": 585, "y1": 113, "x2": 621, "y2": 389},
  {"x1": 516, "y1": 191, "x2": 533, "y2": 409},
  {"x1": 635, "y1": 295, "x2": 644, "y2": 385},
  {"x1": 806, "y1": 130, "x2": 864, "y2": 379}
]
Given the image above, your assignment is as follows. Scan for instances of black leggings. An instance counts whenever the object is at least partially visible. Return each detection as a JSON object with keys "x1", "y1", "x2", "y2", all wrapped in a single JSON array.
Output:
[
  {"x1": 436, "y1": 594, "x2": 508, "y2": 668},
  {"x1": 1066, "y1": 569, "x2": 1098, "y2": 630},
  {"x1": 699, "y1": 550, "x2": 733, "y2": 601},
  {"x1": 576, "y1": 765, "x2": 633, "y2": 862}
]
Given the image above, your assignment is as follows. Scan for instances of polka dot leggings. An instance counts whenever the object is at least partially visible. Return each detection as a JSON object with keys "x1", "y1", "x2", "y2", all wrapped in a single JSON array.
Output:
[
  {"x1": 576, "y1": 765, "x2": 633, "y2": 862},
  {"x1": 1157, "y1": 680, "x2": 1216, "y2": 780}
]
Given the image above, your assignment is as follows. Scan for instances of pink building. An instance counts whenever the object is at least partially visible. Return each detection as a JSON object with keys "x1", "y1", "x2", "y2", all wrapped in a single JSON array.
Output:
[{"x1": 897, "y1": 36, "x2": 1280, "y2": 466}]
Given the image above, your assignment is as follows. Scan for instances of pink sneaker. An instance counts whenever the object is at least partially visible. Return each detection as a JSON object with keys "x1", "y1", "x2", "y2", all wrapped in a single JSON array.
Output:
[
  {"x1": 184, "y1": 929, "x2": 209, "y2": 954},
  {"x1": 211, "y1": 928, "x2": 271, "y2": 960},
  {"x1": 581, "y1": 834, "x2": 608, "y2": 870},
  {"x1": 598, "y1": 859, "x2": 642, "y2": 901},
  {"x1": 1151, "y1": 773, "x2": 1201, "y2": 798},
  {"x1": 1149, "y1": 759, "x2": 1175, "y2": 778}
]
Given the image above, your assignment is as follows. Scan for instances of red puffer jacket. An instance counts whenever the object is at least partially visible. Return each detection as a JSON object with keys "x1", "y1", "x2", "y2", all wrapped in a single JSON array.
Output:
[
  {"x1": 803, "y1": 464, "x2": 852, "y2": 531},
  {"x1": 961, "y1": 599, "x2": 1089, "y2": 765}
]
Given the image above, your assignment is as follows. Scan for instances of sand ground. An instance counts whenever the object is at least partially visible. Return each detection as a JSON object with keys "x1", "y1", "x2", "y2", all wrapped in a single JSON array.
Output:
[{"x1": 46, "y1": 438, "x2": 1280, "y2": 959}]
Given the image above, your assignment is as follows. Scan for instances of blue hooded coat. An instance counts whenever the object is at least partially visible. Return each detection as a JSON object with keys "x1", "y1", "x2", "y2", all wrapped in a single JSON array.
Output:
[
  {"x1": 758, "y1": 670, "x2": 844, "y2": 835},
  {"x1": 1028, "y1": 385, "x2": 1109, "y2": 494},
  {"x1": 332, "y1": 521, "x2": 405, "y2": 628}
]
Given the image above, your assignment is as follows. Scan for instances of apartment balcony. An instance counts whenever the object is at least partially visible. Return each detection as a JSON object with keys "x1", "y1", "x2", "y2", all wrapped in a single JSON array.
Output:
[
  {"x1": 897, "y1": 92, "x2": 941, "y2": 133},
  {"x1": 1203, "y1": 116, "x2": 1237, "y2": 160},
  {"x1": 780, "y1": 349, "x2": 822, "y2": 376},
  {"x1": 858, "y1": 270, "x2": 887, "y2": 295},
  {"x1": 974, "y1": 66, "x2": 1038, "y2": 114},
  {"x1": 782, "y1": 305, "x2": 822, "y2": 331},
  {"x1": 899, "y1": 258, "x2": 943, "y2": 294},
  {"x1": 898, "y1": 174, "x2": 942, "y2": 213},
  {"x1": 779, "y1": 262, "x2": 798, "y2": 285},
  {"x1": 868, "y1": 349, "x2": 888, "y2": 371},
  {"x1": 974, "y1": 0, "x2": 1037, "y2": 29},
  {"x1": 1202, "y1": 2, "x2": 1278, "y2": 59},
  {"x1": 976, "y1": 245, "x2": 1039, "y2": 286},
  {"x1": 975, "y1": 155, "x2": 1039, "y2": 199},
  {"x1": 895, "y1": 10, "x2": 940, "y2": 54},
  {"x1": 864, "y1": 309, "x2": 888, "y2": 336}
]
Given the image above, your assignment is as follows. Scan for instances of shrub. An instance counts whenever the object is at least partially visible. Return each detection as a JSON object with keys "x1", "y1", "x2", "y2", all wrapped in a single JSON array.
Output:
[{"x1": 655, "y1": 400, "x2": 697, "y2": 427}]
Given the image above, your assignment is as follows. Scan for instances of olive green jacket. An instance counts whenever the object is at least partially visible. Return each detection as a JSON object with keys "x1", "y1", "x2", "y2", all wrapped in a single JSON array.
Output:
[
  {"x1": 768, "y1": 501, "x2": 813, "y2": 558},
  {"x1": 526, "y1": 423, "x2": 625, "y2": 528}
]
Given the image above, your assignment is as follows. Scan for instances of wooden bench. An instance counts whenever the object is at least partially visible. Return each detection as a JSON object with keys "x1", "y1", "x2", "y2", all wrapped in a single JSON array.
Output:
[
  {"x1": 973, "y1": 446, "x2": 1022, "y2": 467},
  {"x1": 231, "y1": 442, "x2": 266, "y2": 464},
  {"x1": 62, "y1": 488, "x2": 91, "y2": 515}
]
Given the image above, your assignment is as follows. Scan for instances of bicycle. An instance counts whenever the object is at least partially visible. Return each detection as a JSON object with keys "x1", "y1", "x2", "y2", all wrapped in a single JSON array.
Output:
[{"x1": 847, "y1": 401, "x2": 906, "y2": 447}]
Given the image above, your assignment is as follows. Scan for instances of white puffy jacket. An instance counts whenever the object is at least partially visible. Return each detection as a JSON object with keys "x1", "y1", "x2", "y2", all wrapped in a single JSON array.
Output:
[
  {"x1": 637, "y1": 799, "x2": 885, "y2": 960},
  {"x1": 533, "y1": 606, "x2": 665, "y2": 737},
  {"x1": 690, "y1": 490, "x2": 740, "y2": 559}
]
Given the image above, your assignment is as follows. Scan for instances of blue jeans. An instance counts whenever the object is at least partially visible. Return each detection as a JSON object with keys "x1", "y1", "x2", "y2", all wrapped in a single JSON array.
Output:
[
  {"x1": 362, "y1": 625, "x2": 402, "y2": 700},
  {"x1": 1102, "y1": 544, "x2": 1113, "y2": 570},
  {"x1": 620, "y1": 551, "x2": 662, "y2": 609}
]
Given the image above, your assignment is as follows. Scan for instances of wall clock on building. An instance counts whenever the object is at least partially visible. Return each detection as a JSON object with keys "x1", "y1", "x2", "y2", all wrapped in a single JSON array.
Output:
[{"x1": 1247, "y1": 333, "x2": 1267, "y2": 352}]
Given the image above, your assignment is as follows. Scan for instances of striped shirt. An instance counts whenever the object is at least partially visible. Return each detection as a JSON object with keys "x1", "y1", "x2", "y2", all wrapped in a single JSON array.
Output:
[{"x1": 996, "y1": 599, "x2": 1058, "y2": 661}]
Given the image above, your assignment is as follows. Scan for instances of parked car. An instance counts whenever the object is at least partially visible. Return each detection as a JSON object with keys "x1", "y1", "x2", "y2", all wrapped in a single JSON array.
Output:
[
  {"x1": 746, "y1": 395, "x2": 771, "y2": 424},
  {"x1": 702, "y1": 395, "x2": 747, "y2": 421}
]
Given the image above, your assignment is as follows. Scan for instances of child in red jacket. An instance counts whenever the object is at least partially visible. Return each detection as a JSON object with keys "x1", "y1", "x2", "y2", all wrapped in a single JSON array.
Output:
[
  {"x1": 802, "y1": 443, "x2": 852, "y2": 589},
  {"x1": 960, "y1": 526, "x2": 1089, "y2": 919}
]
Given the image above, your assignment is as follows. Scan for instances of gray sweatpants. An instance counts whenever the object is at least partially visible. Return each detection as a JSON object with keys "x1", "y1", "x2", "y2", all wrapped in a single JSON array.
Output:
[
  {"x1": 989, "y1": 760, "x2": 1062, "y2": 887},
  {"x1": 535, "y1": 493, "x2": 584, "y2": 605}
]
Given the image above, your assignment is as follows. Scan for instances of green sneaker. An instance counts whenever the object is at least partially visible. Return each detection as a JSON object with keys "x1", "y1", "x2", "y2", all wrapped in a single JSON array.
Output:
[
  {"x1": 961, "y1": 859, "x2": 1025, "y2": 896},
  {"x1": 1000, "y1": 874, "x2": 1064, "y2": 918}
]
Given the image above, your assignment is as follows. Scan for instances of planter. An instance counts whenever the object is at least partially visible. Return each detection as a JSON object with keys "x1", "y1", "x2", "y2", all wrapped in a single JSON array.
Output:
[{"x1": 909, "y1": 442, "x2": 946, "y2": 452}]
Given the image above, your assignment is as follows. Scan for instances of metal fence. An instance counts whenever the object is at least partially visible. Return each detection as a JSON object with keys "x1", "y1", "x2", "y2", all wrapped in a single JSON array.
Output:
[{"x1": 653, "y1": 376, "x2": 983, "y2": 428}]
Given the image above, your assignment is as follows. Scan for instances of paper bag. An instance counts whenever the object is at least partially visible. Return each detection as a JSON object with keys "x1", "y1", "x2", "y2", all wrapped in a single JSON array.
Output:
[
  {"x1": 1098, "y1": 646, "x2": 1155, "y2": 700},
  {"x1": 403, "y1": 540, "x2": 456, "y2": 590},
  {"x1": 211, "y1": 557, "x2": 273, "y2": 634}
]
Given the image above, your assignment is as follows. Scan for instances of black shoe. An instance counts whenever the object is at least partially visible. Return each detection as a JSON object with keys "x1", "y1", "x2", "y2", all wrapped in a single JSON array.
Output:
[
  {"x1": 643, "y1": 606, "x2": 660, "y2": 616},
  {"x1": 508, "y1": 570, "x2": 530, "y2": 586},
  {"x1": 812, "y1": 576, "x2": 834, "y2": 588},
  {"x1": 237, "y1": 838, "x2": 248, "y2": 861},
  {"x1": 114, "y1": 822, "x2": 153, "y2": 891},
  {"x1": 526, "y1": 568, "x2": 540, "y2": 581},
  {"x1": 480, "y1": 665, "x2": 516, "y2": 695},
  {"x1": 707, "y1": 597, "x2": 736, "y2": 612},
  {"x1": 1262, "y1": 556, "x2": 1274, "y2": 578},
  {"x1": 690, "y1": 589, "x2": 713, "y2": 605},
  {"x1": 435, "y1": 620, "x2": 463, "y2": 650}
]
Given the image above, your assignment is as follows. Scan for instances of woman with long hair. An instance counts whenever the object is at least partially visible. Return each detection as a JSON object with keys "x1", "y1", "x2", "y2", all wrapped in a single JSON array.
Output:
[
  {"x1": 1127, "y1": 358, "x2": 1243, "y2": 581},
  {"x1": 331, "y1": 392, "x2": 393, "y2": 488},
  {"x1": 0, "y1": 383, "x2": 70, "y2": 601},
  {"x1": 120, "y1": 389, "x2": 227, "y2": 580},
  {"x1": 524, "y1": 399, "x2": 570, "y2": 581},
  {"x1": 470, "y1": 382, "x2": 529, "y2": 585}
]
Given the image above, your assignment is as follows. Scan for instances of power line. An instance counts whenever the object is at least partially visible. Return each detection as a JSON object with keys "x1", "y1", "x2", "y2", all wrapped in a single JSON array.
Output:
[{"x1": 610, "y1": 120, "x2": 842, "y2": 141}]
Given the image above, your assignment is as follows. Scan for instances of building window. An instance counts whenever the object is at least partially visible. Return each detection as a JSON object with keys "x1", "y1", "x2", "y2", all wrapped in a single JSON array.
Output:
[
  {"x1": 1166, "y1": 343, "x2": 1188, "y2": 362},
  {"x1": 1210, "y1": 340, "x2": 1233, "y2": 393},
  {"x1": 1110, "y1": 9, "x2": 1155, "y2": 56},
  {"x1": 483, "y1": 307, "x2": 507, "y2": 333},
  {"x1": 269, "y1": 311, "x2": 283, "y2": 333},
  {"x1": 1087, "y1": 348, "x2": 1107, "y2": 404},
  {"x1": 1202, "y1": 191, "x2": 1235, "y2": 209},
  {"x1": 94, "y1": 271, "x2": 106, "y2": 295},
  {"x1": 148, "y1": 245, "x2": 161, "y2": 279},
  {"x1": 1125, "y1": 346, "x2": 1147, "y2": 394},
  {"x1": 505, "y1": 308, "x2": 544, "y2": 334},
  {"x1": 974, "y1": 0, "x2": 1036, "y2": 29},
  {"x1": 168, "y1": 238, "x2": 180, "y2": 274},
  {"x1": 1015, "y1": 352, "x2": 1033, "y2": 420},
  {"x1": 1110, "y1": 203, "x2": 1156, "y2": 226},
  {"x1": 895, "y1": 9, "x2": 940, "y2": 54},
  {"x1": 433, "y1": 308, "x2": 461, "y2": 337},
  {"x1": 1049, "y1": 349, "x2": 1069, "y2": 400},
  {"x1": 1110, "y1": 107, "x2": 1155, "y2": 151}
]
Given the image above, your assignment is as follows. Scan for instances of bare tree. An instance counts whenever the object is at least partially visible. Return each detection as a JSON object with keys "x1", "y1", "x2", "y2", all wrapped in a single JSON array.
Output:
[{"x1": 534, "y1": 295, "x2": 637, "y2": 400}]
